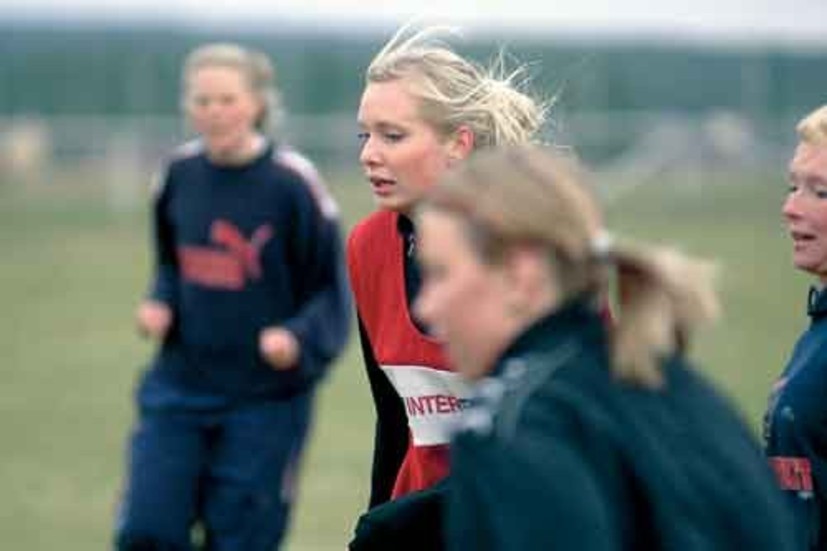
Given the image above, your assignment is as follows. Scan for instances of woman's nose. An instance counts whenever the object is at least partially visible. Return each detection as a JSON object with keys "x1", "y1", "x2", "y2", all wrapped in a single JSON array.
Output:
[
  {"x1": 782, "y1": 190, "x2": 803, "y2": 220},
  {"x1": 359, "y1": 135, "x2": 380, "y2": 167}
]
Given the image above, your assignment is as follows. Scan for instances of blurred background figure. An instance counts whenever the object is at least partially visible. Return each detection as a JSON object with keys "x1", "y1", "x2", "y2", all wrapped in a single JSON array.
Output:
[
  {"x1": 346, "y1": 22, "x2": 546, "y2": 549},
  {"x1": 114, "y1": 42, "x2": 351, "y2": 550},
  {"x1": 765, "y1": 104, "x2": 827, "y2": 551},
  {"x1": 414, "y1": 145, "x2": 794, "y2": 550}
]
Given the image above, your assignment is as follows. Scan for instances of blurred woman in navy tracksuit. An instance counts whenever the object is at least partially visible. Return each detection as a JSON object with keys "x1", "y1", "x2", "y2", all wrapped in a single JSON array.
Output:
[{"x1": 114, "y1": 42, "x2": 350, "y2": 551}]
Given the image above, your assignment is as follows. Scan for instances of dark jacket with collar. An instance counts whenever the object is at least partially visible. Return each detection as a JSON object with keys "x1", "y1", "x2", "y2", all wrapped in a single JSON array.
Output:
[
  {"x1": 448, "y1": 298, "x2": 794, "y2": 550},
  {"x1": 765, "y1": 286, "x2": 827, "y2": 550}
]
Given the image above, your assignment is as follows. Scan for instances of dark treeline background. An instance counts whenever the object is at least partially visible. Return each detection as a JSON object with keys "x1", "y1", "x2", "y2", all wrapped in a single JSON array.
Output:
[
  {"x1": 4, "y1": 22, "x2": 826, "y2": 117},
  {"x1": 2, "y1": 21, "x2": 826, "y2": 164}
]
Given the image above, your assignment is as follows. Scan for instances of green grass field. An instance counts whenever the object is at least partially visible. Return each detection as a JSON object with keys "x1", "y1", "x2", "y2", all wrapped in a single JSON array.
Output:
[{"x1": 0, "y1": 164, "x2": 810, "y2": 549}]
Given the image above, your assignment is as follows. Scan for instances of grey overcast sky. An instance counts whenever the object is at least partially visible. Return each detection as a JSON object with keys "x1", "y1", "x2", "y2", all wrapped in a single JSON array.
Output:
[{"x1": 4, "y1": 0, "x2": 827, "y2": 44}]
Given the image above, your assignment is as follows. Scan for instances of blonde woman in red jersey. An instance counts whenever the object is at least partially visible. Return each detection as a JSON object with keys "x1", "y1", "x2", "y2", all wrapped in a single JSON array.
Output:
[{"x1": 347, "y1": 24, "x2": 548, "y2": 549}]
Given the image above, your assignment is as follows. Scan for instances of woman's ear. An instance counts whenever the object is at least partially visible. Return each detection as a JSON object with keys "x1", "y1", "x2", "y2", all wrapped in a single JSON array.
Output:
[
  {"x1": 447, "y1": 125, "x2": 475, "y2": 163},
  {"x1": 502, "y1": 245, "x2": 559, "y2": 319}
]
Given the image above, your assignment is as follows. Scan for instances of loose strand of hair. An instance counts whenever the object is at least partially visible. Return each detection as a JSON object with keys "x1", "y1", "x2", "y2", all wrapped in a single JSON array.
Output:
[{"x1": 370, "y1": 21, "x2": 463, "y2": 73}]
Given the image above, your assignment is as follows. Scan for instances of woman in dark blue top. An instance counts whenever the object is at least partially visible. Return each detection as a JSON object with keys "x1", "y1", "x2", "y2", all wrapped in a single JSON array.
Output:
[
  {"x1": 411, "y1": 145, "x2": 794, "y2": 550},
  {"x1": 765, "y1": 103, "x2": 827, "y2": 550},
  {"x1": 114, "y1": 43, "x2": 351, "y2": 551}
]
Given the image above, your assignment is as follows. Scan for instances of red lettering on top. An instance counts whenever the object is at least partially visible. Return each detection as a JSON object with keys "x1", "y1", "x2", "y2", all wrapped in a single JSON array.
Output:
[
  {"x1": 405, "y1": 394, "x2": 466, "y2": 417},
  {"x1": 415, "y1": 395, "x2": 432, "y2": 415},
  {"x1": 406, "y1": 396, "x2": 426, "y2": 417},
  {"x1": 210, "y1": 220, "x2": 273, "y2": 280},
  {"x1": 177, "y1": 220, "x2": 274, "y2": 290},
  {"x1": 179, "y1": 247, "x2": 244, "y2": 290},
  {"x1": 769, "y1": 457, "x2": 813, "y2": 492},
  {"x1": 436, "y1": 395, "x2": 451, "y2": 414}
]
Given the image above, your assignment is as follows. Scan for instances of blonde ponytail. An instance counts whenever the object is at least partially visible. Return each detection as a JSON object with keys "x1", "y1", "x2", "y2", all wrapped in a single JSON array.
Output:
[{"x1": 611, "y1": 242, "x2": 719, "y2": 388}]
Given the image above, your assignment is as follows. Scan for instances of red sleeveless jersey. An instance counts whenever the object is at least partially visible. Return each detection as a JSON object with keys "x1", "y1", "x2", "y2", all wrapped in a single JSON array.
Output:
[{"x1": 347, "y1": 210, "x2": 471, "y2": 498}]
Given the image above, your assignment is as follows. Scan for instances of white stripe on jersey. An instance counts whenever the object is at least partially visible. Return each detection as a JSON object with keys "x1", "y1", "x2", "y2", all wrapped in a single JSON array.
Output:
[
  {"x1": 151, "y1": 139, "x2": 205, "y2": 199},
  {"x1": 275, "y1": 147, "x2": 339, "y2": 219},
  {"x1": 381, "y1": 365, "x2": 474, "y2": 446}
]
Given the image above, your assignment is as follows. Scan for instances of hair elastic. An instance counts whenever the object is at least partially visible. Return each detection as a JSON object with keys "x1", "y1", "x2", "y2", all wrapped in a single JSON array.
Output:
[{"x1": 591, "y1": 230, "x2": 614, "y2": 261}]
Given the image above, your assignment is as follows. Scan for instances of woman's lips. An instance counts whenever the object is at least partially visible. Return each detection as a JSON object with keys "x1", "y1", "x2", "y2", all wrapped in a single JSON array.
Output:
[{"x1": 370, "y1": 177, "x2": 395, "y2": 196}]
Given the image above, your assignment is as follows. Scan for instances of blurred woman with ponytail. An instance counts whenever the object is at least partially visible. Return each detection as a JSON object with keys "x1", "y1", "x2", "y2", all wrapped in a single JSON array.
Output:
[{"x1": 414, "y1": 145, "x2": 793, "y2": 550}]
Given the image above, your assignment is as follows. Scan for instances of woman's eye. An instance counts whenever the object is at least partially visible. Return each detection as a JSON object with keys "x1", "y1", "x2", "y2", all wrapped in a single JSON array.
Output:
[
  {"x1": 384, "y1": 132, "x2": 405, "y2": 143},
  {"x1": 357, "y1": 132, "x2": 369, "y2": 143}
]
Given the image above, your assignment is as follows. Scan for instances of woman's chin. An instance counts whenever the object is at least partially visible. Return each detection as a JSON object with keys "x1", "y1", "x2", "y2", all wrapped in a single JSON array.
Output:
[
  {"x1": 373, "y1": 194, "x2": 410, "y2": 213},
  {"x1": 204, "y1": 136, "x2": 246, "y2": 160}
]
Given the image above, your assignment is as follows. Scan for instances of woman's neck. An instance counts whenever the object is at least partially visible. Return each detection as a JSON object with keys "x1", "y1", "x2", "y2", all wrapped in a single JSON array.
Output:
[{"x1": 207, "y1": 133, "x2": 266, "y2": 166}]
